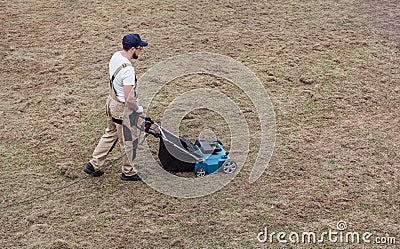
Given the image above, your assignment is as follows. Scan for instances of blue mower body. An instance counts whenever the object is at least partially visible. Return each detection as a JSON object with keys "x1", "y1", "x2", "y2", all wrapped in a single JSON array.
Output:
[
  {"x1": 194, "y1": 141, "x2": 230, "y2": 175},
  {"x1": 192, "y1": 139, "x2": 237, "y2": 177}
]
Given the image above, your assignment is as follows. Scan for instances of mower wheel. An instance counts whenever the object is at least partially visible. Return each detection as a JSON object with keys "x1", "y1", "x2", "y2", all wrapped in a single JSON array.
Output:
[
  {"x1": 222, "y1": 159, "x2": 237, "y2": 174},
  {"x1": 195, "y1": 168, "x2": 206, "y2": 177}
]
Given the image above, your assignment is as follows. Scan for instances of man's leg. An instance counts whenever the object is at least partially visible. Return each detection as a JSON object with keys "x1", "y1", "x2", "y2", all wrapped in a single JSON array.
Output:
[
  {"x1": 117, "y1": 121, "x2": 138, "y2": 176},
  {"x1": 89, "y1": 116, "x2": 118, "y2": 171}
]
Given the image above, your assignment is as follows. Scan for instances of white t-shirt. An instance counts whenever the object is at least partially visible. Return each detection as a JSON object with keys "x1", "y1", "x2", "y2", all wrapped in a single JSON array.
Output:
[{"x1": 109, "y1": 51, "x2": 136, "y2": 103}]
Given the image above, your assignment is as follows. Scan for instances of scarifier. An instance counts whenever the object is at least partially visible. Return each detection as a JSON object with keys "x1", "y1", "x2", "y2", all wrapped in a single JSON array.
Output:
[{"x1": 140, "y1": 116, "x2": 237, "y2": 177}]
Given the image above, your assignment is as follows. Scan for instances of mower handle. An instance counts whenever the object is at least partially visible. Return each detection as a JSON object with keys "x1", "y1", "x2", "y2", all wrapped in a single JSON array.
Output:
[{"x1": 142, "y1": 116, "x2": 161, "y2": 138}]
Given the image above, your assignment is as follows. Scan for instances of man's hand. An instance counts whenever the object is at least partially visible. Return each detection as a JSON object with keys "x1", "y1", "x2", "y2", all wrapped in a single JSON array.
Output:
[{"x1": 136, "y1": 106, "x2": 143, "y2": 114}]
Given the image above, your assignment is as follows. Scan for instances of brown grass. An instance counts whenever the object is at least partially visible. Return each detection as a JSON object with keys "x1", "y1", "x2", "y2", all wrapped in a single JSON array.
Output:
[{"x1": 1, "y1": 0, "x2": 399, "y2": 248}]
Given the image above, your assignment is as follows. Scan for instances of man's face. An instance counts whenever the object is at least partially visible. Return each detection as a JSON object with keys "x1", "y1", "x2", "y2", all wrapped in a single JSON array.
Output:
[{"x1": 132, "y1": 46, "x2": 143, "y2": 60}]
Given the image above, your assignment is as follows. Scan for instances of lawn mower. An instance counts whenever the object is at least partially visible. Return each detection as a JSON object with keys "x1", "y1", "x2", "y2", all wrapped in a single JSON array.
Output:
[{"x1": 141, "y1": 116, "x2": 237, "y2": 177}]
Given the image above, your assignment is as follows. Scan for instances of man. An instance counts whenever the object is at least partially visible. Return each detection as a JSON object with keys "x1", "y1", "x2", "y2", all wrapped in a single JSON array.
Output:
[{"x1": 84, "y1": 33, "x2": 148, "y2": 181}]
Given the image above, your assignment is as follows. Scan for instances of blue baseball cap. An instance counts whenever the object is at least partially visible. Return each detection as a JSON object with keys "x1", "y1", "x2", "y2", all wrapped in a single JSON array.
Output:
[{"x1": 122, "y1": 34, "x2": 148, "y2": 48}]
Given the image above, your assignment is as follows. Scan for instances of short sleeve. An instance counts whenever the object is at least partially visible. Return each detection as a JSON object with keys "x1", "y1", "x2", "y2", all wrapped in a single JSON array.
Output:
[{"x1": 121, "y1": 66, "x2": 136, "y2": 86}]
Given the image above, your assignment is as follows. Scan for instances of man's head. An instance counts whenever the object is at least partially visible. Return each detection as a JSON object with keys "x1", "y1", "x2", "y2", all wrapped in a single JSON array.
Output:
[{"x1": 122, "y1": 34, "x2": 148, "y2": 59}]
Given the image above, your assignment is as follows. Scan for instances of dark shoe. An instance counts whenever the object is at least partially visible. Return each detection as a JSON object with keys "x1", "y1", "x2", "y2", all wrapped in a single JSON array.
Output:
[
  {"x1": 83, "y1": 162, "x2": 104, "y2": 177},
  {"x1": 120, "y1": 173, "x2": 145, "y2": 181}
]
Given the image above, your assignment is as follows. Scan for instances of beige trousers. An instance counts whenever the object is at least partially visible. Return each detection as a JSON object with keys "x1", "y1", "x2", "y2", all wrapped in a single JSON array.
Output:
[{"x1": 90, "y1": 96, "x2": 138, "y2": 176}]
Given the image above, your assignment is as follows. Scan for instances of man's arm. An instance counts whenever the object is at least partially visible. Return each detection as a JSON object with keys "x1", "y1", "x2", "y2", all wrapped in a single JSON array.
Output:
[{"x1": 124, "y1": 85, "x2": 139, "y2": 111}]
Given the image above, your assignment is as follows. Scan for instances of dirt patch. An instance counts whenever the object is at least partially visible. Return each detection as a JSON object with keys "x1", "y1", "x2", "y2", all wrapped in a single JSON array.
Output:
[
  {"x1": 58, "y1": 162, "x2": 81, "y2": 180},
  {"x1": 361, "y1": 0, "x2": 400, "y2": 49}
]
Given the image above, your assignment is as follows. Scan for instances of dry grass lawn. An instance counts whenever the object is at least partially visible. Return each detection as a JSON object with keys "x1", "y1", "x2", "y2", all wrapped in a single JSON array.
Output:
[{"x1": 1, "y1": 0, "x2": 399, "y2": 248}]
